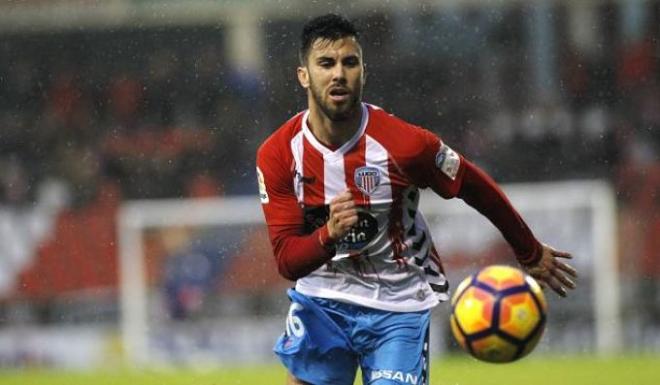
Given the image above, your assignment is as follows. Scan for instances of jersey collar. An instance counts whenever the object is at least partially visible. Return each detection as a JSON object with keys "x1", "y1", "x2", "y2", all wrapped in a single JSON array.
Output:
[{"x1": 301, "y1": 103, "x2": 369, "y2": 157}]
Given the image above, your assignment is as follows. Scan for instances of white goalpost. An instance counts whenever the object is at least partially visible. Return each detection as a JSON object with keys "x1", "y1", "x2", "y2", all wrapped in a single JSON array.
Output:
[
  {"x1": 419, "y1": 179, "x2": 621, "y2": 356},
  {"x1": 118, "y1": 197, "x2": 266, "y2": 365},
  {"x1": 117, "y1": 180, "x2": 620, "y2": 365}
]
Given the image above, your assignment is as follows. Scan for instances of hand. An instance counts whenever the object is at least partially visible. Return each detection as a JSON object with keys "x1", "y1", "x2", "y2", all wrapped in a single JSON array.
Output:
[
  {"x1": 522, "y1": 243, "x2": 577, "y2": 298},
  {"x1": 326, "y1": 191, "x2": 358, "y2": 241}
]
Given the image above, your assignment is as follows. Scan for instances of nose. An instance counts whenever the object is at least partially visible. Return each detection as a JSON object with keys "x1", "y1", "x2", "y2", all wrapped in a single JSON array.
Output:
[{"x1": 331, "y1": 63, "x2": 346, "y2": 83}]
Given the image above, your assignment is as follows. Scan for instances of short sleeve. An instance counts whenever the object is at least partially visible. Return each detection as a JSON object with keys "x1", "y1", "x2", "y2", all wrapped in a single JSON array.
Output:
[{"x1": 256, "y1": 144, "x2": 303, "y2": 226}]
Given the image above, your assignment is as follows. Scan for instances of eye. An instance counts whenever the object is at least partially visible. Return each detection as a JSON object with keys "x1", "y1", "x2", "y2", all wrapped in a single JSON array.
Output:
[
  {"x1": 317, "y1": 59, "x2": 334, "y2": 68},
  {"x1": 343, "y1": 56, "x2": 360, "y2": 67}
]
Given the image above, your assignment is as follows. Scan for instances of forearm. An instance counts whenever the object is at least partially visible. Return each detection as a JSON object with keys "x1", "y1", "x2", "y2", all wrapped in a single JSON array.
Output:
[
  {"x1": 457, "y1": 160, "x2": 542, "y2": 265},
  {"x1": 268, "y1": 224, "x2": 335, "y2": 280}
]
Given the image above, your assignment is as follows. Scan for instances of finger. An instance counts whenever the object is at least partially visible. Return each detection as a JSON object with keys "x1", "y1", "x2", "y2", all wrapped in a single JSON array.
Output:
[
  {"x1": 333, "y1": 190, "x2": 354, "y2": 203},
  {"x1": 345, "y1": 210, "x2": 358, "y2": 221},
  {"x1": 343, "y1": 217, "x2": 358, "y2": 228},
  {"x1": 338, "y1": 218, "x2": 358, "y2": 232},
  {"x1": 334, "y1": 208, "x2": 358, "y2": 221},
  {"x1": 531, "y1": 268, "x2": 566, "y2": 298},
  {"x1": 329, "y1": 200, "x2": 347, "y2": 213},
  {"x1": 551, "y1": 250, "x2": 572, "y2": 259},
  {"x1": 335, "y1": 216, "x2": 357, "y2": 230},
  {"x1": 331, "y1": 198, "x2": 356, "y2": 212},
  {"x1": 553, "y1": 270, "x2": 576, "y2": 290},
  {"x1": 343, "y1": 201, "x2": 356, "y2": 211},
  {"x1": 554, "y1": 286, "x2": 567, "y2": 298},
  {"x1": 555, "y1": 260, "x2": 578, "y2": 278},
  {"x1": 546, "y1": 277, "x2": 567, "y2": 297},
  {"x1": 334, "y1": 208, "x2": 357, "y2": 220},
  {"x1": 330, "y1": 201, "x2": 354, "y2": 216}
]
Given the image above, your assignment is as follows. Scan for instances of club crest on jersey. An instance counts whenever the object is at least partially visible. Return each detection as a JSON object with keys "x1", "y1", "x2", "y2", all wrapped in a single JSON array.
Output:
[{"x1": 354, "y1": 166, "x2": 381, "y2": 196}]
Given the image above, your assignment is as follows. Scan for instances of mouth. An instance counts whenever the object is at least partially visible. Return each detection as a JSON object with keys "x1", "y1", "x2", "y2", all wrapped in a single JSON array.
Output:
[{"x1": 329, "y1": 87, "x2": 350, "y2": 103}]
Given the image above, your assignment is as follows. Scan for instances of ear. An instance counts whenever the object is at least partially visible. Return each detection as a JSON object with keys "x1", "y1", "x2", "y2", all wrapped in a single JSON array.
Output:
[{"x1": 297, "y1": 66, "x2": 310, "y2": 89}]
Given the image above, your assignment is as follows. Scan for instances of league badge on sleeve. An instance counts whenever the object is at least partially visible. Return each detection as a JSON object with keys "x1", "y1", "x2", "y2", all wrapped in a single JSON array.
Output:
[
  {"x1": 435, "y1": 144, "x2": 460, "y2": 180},
  {"x1": 257, "y1": 167, "x2": 269, "y2": 203}
]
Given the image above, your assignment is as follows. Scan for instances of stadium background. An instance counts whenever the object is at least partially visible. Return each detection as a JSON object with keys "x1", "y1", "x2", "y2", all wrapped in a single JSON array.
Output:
[{"x1": 0, "y1": 0, "x2": 658, "y2": 383}]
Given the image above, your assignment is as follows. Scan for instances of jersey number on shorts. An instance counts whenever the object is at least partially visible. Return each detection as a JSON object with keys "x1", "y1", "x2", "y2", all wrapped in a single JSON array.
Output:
[{"x1": 285, "y1": 303, "x2": 305, "y2": 338}]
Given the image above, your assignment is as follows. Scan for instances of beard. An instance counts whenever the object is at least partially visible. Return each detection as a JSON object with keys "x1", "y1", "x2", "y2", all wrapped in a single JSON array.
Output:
[{"x1": 309, "y1": 79, "x2": 362, "y2": 122}]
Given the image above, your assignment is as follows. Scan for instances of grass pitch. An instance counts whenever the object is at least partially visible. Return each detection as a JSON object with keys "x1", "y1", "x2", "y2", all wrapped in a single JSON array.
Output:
[{"x1": 1, "y1": 355, "x2": 657, "y2": 385}]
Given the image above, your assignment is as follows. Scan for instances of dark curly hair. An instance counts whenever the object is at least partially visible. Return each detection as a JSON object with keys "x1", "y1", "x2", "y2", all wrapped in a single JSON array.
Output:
[{"x1": 299, "y1": 14, "x2": 359, "y2": 65}]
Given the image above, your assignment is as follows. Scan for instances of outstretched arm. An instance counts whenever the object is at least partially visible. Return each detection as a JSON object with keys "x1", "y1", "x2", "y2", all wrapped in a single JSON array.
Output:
[
  {"x1": 457, "y1": 160, "x2": 577, "y2": 297},
  {"x1": 523, "y1": 243, "x2": 577, "y2": 297}
]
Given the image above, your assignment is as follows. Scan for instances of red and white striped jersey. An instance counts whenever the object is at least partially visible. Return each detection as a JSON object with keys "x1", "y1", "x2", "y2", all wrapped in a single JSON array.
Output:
[{"x1": 257, "y1": 103, "x2": 466, "y2": 312}]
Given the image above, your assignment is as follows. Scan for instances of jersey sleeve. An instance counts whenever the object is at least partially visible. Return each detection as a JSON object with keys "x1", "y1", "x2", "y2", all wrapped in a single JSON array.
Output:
[
  {"x1": 404, "y1": 125, "x2": 541, "y2": 265},
  {"x1": 457, "y1": 160, "x2": 542, "y2": 265},
  {"x1": 407, "y1": 128, "x2": 466, "y2": 199},
  {"x1": 256, "y1": 142, "x2": 302, "y2": 226},
  {"x1": 256, "y1": 140, "x2": 335, "y2": 280}
]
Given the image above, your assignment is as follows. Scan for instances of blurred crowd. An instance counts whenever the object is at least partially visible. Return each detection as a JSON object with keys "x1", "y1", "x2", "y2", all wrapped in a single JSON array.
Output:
[
  {"x1": 0, "y1": 7, "x2": 658, "y2": 208},
  {"x1": 0, "y1": 3, "x2": 658, "y2": 306},
  {"x1": 0, "y1": 28, "x2": 253, "y2": 208}
]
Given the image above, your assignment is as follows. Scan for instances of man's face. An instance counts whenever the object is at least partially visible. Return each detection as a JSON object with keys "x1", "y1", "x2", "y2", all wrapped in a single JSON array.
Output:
[{"x1": 298, "y1": 36, "x2": 365, "y2": 121}]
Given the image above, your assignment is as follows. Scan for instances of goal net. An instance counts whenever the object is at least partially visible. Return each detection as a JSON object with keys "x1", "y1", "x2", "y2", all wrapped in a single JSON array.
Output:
[{"x1": 117, "y1": 180, "x2": 619, "y2": 365}]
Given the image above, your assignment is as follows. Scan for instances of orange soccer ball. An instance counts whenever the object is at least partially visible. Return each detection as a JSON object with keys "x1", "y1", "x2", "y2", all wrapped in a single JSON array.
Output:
[{"x1": 450, "y1": 265, "x2": 548, "y2": 363}]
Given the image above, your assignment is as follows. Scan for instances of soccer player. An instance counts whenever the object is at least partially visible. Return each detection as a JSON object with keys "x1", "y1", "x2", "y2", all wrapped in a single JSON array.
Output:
[{"x1": 256, "y1": 14, "x2": 577, "y2": 385}]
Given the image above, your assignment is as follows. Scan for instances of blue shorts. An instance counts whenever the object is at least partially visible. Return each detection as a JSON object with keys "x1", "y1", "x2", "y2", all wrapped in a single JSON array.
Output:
[{"x1": 274, "y1": 289, "x2": 431, "y2": 385}]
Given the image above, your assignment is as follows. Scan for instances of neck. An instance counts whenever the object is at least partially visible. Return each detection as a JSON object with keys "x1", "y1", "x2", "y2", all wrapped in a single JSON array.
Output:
[{"x1": 307, "y1": 102, "x2": 362, "y2": 148}]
